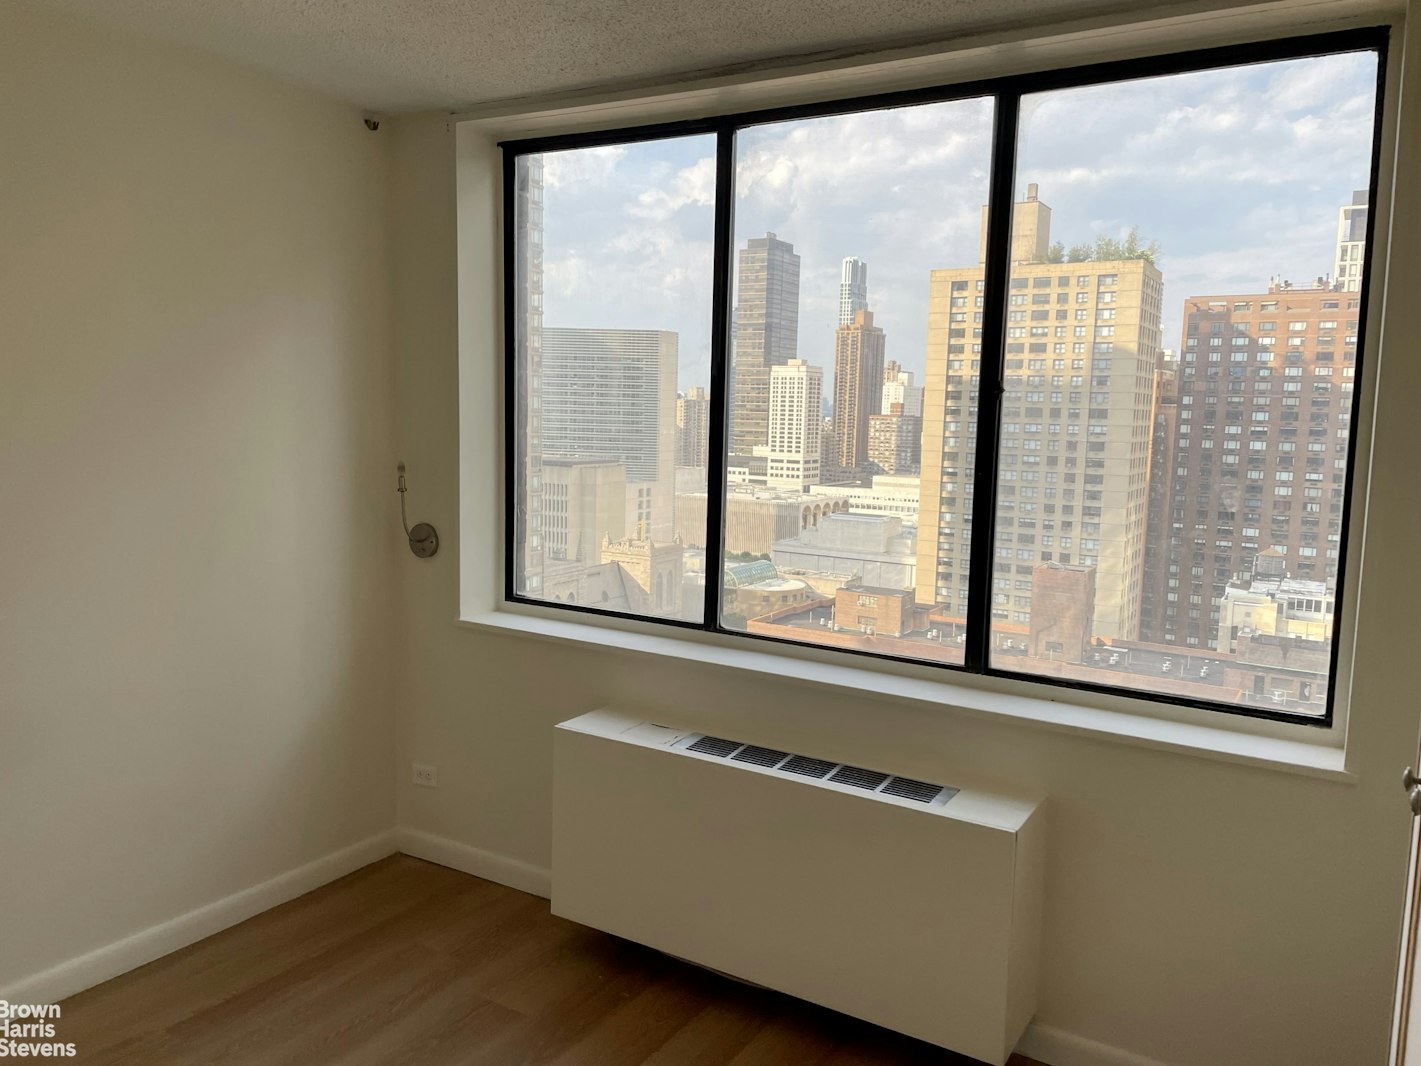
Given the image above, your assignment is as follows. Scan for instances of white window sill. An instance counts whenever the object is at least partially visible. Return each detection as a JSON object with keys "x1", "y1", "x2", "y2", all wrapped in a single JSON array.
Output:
[{"x1": 459, "y1": 608, "x2": 1352, "y2": 782}]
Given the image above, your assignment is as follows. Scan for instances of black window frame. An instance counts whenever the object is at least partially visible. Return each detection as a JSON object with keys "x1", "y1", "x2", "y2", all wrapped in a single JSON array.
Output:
[{"x1": 500, "y1": 25, "x2": 1389, "y2": 729}]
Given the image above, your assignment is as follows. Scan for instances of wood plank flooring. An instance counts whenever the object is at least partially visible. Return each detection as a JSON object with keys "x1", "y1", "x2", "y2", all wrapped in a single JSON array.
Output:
[{"x1": 58, "y1": 855, "x2": 1047, "y2": 1066}]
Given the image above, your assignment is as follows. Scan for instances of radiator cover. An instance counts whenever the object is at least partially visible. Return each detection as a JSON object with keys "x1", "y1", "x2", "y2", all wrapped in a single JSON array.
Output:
[{"x1": 552, "y1": 709, "x2": 1044, "y2": 1065}]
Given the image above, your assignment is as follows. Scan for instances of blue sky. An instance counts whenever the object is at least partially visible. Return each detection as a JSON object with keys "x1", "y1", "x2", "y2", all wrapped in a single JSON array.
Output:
[{"x1": 538, "y1": 49, "x2": 1378, "y2": 394}]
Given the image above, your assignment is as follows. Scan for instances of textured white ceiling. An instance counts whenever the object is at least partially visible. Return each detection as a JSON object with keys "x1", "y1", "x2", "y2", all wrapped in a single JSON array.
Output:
[{"x1": 26, "y1": 0, "x2": 1136, "y2": 114}]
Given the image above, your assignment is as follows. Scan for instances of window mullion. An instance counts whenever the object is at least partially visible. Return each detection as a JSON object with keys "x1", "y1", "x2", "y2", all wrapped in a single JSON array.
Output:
[
  {"x1": 963, "y1": 92, "x2": 1021, "y2": 672},
  {"x1": 704, "y1": 126, "x2": 737, "y2": 631},
  {"x1": 502, "y1": 147, "x2": 519, "y2": 603}
]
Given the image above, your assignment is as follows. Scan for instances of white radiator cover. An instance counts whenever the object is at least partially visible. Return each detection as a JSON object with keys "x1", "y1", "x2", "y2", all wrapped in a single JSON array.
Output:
[{"x1": 552, "y1": 709, "x2": 1045, "y2": 1065}]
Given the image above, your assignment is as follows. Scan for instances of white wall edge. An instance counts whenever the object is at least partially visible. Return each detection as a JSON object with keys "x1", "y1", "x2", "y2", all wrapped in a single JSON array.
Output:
[
  {"x1": 1018, "y1": 1022, "x2": 1173, "y2": 1066},
  {"x1": 395, "y1": 827, "x2": 553, "y2": 899},
  {"x1": 0, "y1": 830, "x2": 399, "y2": 1005}
]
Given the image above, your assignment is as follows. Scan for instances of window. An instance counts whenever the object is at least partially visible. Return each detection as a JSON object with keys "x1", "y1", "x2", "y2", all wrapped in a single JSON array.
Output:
[{"x1": 505, "y1": 31, "x2": 1383, "y2": 727}]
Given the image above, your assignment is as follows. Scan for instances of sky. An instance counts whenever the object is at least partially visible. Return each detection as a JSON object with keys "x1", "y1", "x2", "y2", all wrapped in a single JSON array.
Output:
[{"x1": 536, "y1": 49, "x2": 1378, "y2": 395}]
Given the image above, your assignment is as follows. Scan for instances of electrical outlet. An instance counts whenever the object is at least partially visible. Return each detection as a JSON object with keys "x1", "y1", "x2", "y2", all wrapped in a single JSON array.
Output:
[{"x1": 412, "y1": 763, "x2": 438, "y2": 788}]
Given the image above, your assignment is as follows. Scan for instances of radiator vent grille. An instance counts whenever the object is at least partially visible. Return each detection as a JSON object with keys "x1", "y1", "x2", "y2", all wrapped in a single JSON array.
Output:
[
  {"x1": 881, "y1": 777, "x2": 949, "y2": 804},
  {"x1": 732, "y1": 745, "x2": 790, "y2": 768},
  {"x1": 828, "y1": 766, "x2": 890, "y2": 791},
  {"x1": 780, "y1": 756, "x2": 837, "y2": 779},
  {"x1": 687, "y1": 736, "x2": 743, "y2": 758},
  {"x1": 679, "y1": 735, "x2": 955, "y2": 807}
]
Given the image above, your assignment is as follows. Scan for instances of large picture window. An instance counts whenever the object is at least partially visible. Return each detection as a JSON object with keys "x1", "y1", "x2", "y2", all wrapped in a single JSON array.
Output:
[{"x1": 504, "y1": 29, "x2": 1387, "y2": 725}]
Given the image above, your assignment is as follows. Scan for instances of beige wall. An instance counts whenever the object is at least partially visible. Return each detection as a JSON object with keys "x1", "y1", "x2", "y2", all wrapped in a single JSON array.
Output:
[
  {"x1": 0, "y1": 5, "x2": 398, "y2": 993},
  {"x1": 390, "y1": 22, "x2": 1421, "y2": 1057}
]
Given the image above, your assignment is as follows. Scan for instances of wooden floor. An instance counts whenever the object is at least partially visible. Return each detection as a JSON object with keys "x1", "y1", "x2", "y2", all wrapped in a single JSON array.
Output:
[{"x1": 60, "y1": 855, "x2": 1046, "y2": 1065}]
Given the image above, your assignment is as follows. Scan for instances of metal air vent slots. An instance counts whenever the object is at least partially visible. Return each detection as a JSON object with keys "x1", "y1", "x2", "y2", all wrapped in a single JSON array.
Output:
[
  {"x1": 781, "y1": 755, "x2": 837, "y2": 779},
  {"x1": 732, "y1": 745, "x2": 790, "y2": 768},
  {"x1": 828, "y1": 766, "x2": 890, "y2": 791},
  {"x1": 678, "y1": 735, "x2": 955, "y2": 806},
  {"x1": 882, "y1": 777, "x2": 950, "y2": 804},
  {"x1": 687, "y1": 736, "x2": 743, "y2": 758}
]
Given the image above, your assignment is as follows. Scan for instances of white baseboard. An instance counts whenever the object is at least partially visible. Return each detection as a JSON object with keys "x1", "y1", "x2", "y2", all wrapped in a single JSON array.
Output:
[
  {"x1": 395, "y1": 827, "x2": 552, "y2": 898},
  {"x1": 0, "y1": 830, "x2": 398, "y2": 1006},
  {"x1": 1019, "y1": 1022, "x2": 1172, "y2": 1066}
]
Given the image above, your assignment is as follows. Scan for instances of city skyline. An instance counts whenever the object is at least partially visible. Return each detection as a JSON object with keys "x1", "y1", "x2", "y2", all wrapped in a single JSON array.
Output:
[
  {"x1": 536, "y1": 51, "x2": 1376, "y2": 392},
  {"x1": 516, "y1": 197, "x2": 1364, "y2": 708},
  {"x1": 513, "y1": 48, "x2": 1379, "y2": 711}
]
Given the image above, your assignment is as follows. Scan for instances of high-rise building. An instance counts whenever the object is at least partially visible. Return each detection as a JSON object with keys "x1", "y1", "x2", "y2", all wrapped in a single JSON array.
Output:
[
  {"x1": 882, "y1": 368, "x2": 924, "y2": 418},
  {"x1": 831, "y1": 309, "x2": 886, "y2": 479},
  {"x1": 839, "y1": 257, "x2": 869, "y2": 326},
  {"x1": 1334, "y1": 189, "x2": 1368, "y2": 293},
  {"x1": 916, "y1": 186, "x2": 1163, "y2": 640},
  {"x1": 1138, "y1": 284, "x2": 1358, "y2": 650},
  {"x1": 980, "y1": 183, "x2": 1053, "y2": 267},
  {"x1": 730, "y1": 234, "x2": 801, "y2": 458},
  {"x1": 819, "y1": 419, "x2": 845, "y2": 484},
  {"x1": 515, "y1": 155, "x2": 545, "y2": 595},
  {"x1": 767, "y1": 359, "x2": 822, "y2": 490},
  {"x1": 542, "y1": 458, "x2": 626, "y2": 564},
  {"x1": 1138, "y1": 349, "x2": 1179, "y2": 641},
  {"x1": 868, "y1": 402, "x2": 922, "y2": 475},
  {"x1": 541, "y1": 328, "x2": 677, "y2": 542},
  {"x1": 676, "y1": 386, "x2": 711, "y2": 468}
]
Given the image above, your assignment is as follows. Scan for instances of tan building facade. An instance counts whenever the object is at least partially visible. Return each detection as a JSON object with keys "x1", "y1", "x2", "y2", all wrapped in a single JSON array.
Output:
[
  {"x1": 831, "y1": 309, "x2": 885, "y2": 478},
  {"x1": 542, "y1": 458, "x2": 626, "y2": 565},
  {"x1": 835, "y1": 584, "x2": 914, "y2": 638},
  {"x1": 600, "y1": 536, "x2": 683, "y2": 617},
  {"x1": 916, "y1": 187, "x2": 1163, "y2": 640},
  {"x1": 676, "y1": 386, "x2": 710, "y2": 468},
  {"x1": 675, "y1": 488, "x2": 848, "y2": 555},
  {"x1": 1026, "y1": 562, "x2": 1096, "y2": 662},
  {"x1": 867, "y1": 402, "x2": 921, "y2": 475}
]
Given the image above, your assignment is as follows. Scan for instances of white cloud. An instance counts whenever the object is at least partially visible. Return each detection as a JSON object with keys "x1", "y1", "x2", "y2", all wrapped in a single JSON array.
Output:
[
  {"x1": 534, "y1": 51, "x2": 1378, "y2": 390},
  {"x1": 630, "y1": 156, "x2": 716, "y2": 221},
  {"x1": 542, "y1": 144, "x2": 627, "y2": 190}
]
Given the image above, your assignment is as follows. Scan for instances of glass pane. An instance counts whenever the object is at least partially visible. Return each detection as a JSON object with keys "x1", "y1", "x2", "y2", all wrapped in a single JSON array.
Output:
[
  {"x1": 986, "y1": 50, "x2": 1378, "y2": 715},
  {"x1": 511, "y1": 136, "x2": 715, "y2": 620},
  {"x1": 713, "y1": 97, "x2": 995, "y2": 662}
]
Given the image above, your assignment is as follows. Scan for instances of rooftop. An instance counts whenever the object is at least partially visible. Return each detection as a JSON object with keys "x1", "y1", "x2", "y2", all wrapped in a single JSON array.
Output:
[
  {"x1": 841, "y1": 583, "x2": 914, "y2": 598},
  {"x1": 742, "y1": 578, "x2": 810, "y2": 593}
]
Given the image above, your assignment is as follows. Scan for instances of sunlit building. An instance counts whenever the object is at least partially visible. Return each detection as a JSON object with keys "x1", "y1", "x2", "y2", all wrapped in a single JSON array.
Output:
[
  {"x1": 868, "y1": 402, "x2": 921, "y2": 475},
  {"x1": 676, "y1": 386, "x2": 711, "y2": 468},
  {"x1": 831, "y1": 309, "x2": 886, "y2": 480},
  {"x1": 542, "y1": 458, "x2": 626, "y2": 564},
  {"x1": 916, "y1": 185, "x2": 1164, "y2": 640},
  {"x1": 766, "y1": 359, "x2": 822, "y2": 490},
  {"x1": 882, "y1": 367, "x2": 923, "y2": 418}
]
